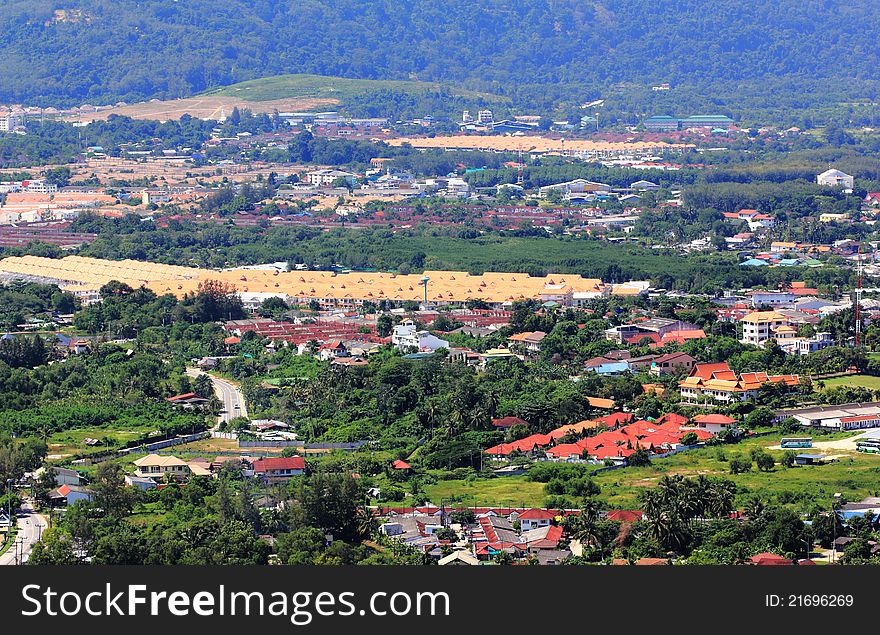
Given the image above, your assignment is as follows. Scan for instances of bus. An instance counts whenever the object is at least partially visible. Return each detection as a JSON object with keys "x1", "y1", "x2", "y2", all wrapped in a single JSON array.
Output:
[
  {"x1": 856, "y1": 439, "x2": 880, "y2": 454},
  {"x1": 781, "y1": 437, "x2": 813, "y2": 449}
]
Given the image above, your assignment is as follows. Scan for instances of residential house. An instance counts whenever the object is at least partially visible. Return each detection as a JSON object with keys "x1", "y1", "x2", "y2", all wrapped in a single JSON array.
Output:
[
  {"x1": 35, "y1": 466, "x2": 82, "y2": 487},
  {"x1": 690, "y1": 414, "x2": 737, "y2": 434},
  {"x1": 47, "y1": 484, "x2": 93, "y2": 506},
  {"x1": 778, "y1": 331, "x2": 835, "y2": 356},
  {"x1": 124, "y1": 475, "x2": 158, "y2": 491},
  {"x1": 438, "y1": 550, "x2": 480, "y2": 566},
  {"x1": 491, "y1": 416, "x2": 529, "y2": 430},
  {"x1": 132, "y1": 454, "x2": 191, "y2": 481},
  {"x1": 649, "y1": 352, "x2": 696, "y2": 376},
  {"x1": 251, "y1": 456, "x2": 305, "y2": 484},
  {"x1": 507, "y1": 331, "x2": 546, "y2": 354}
]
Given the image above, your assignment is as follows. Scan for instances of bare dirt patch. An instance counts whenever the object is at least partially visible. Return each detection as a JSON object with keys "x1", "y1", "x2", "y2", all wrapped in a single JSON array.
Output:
[{"x1": 67, "y1": 96, "x2": 340, "y2": 122}]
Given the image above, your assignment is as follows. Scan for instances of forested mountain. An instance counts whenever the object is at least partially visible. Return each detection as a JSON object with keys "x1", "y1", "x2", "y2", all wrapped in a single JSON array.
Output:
[{"x1": 0, "y1": 0, "x2": 878, "y2": 111}]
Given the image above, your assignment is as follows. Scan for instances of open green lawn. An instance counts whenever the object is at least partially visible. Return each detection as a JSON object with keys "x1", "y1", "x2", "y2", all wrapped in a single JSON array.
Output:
[
  {"x1": 424, "y1": 475, "x2": 546, "y2": 508},
  {"x1": 820, "y1": 374, "x2": 880, "y2": 391},
  {"x1": 205, "y1": 73, "x2": 505, "y2": 103}
]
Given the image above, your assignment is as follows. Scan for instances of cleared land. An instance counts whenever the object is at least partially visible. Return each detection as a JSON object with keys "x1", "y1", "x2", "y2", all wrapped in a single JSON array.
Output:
[
  {"x1": 68, "y1": 95, "x2": 339, "y2": 123},
  {"x1": 46, "y1": 425, "x2": 160, "y2": 460}
]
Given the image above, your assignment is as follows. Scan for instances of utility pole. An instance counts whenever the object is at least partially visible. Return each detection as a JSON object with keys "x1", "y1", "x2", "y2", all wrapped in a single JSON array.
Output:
[{"x1": 855, "y1": 244, "x2": 863, "y2": 348}]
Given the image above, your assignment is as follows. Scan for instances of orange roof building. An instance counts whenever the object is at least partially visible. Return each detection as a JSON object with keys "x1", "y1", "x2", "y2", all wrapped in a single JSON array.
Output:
[{"x1": 680, "y1": 362, "x2": 799, "y2": 405}]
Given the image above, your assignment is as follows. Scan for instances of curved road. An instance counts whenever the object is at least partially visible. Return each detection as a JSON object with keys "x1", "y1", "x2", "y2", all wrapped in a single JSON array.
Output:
[
  {"x1": 186, "y1": 368, "x2": 248, "y2": 429},
  {"x1": 0, "y1": 499, "x2": 48, "y2": 566}
]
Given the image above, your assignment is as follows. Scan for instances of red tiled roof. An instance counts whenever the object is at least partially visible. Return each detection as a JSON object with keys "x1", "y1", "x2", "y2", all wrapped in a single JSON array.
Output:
[
  {"x1": 693, "y1": 414, "x2": 736, "y2": 424},
  {"x1": 518, "y1": 508, "x2": 556, "y2": 520},
  {"x1": 606, "y1": 510, "x2": 643, "y2": 522},
  {"x1": 491, "y1": 416, "x2": 528, "y2": 428},
  {"x1": 252, "y1": 456, "x2": 305, "y2": 472},
  {"x1": 657, "y1": 412, "x2": 689, "y2": 427},
  {"x1": 750, "y1": 552, "x2": 793, "y2": 565},
  {"x1": 391, "y1": 459, "x2": 412, "y2": 470}
]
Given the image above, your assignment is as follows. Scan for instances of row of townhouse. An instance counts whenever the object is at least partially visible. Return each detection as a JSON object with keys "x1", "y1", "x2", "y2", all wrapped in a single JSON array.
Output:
[{"x1": 484, "y1": 411, "x2": 719, "y2": 464}]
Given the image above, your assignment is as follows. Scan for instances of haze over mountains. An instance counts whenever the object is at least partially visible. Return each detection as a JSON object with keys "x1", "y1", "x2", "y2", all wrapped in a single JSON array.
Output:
[{"x1": 1, "y1": 1, "x2": 878, "y2": 116}]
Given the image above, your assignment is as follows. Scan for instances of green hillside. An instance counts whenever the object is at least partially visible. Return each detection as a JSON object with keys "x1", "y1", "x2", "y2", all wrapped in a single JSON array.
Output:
[{"x1": 0, "y1": 1, "x2": 878, "y2": 124}]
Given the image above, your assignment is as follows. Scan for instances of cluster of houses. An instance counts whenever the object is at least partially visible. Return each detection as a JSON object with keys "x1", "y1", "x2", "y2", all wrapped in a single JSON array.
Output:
[
  {"x1": 377, "y1": 505, "x2": 581, "y2": 564},
  {"x1": 484, "y1": 411, "x2": 720, "y2": 465},
  {"x1": 124, "y1": 454, "x2": 306, "y2": 490},
  {"x1": 38, "y1": 454, "x2": 310, "y2": 506}
]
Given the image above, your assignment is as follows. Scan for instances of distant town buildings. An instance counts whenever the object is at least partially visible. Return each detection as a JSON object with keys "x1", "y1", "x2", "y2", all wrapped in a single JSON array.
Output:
[{"x1": 643, "y1": 114, "x2": 735, "y2": 131}]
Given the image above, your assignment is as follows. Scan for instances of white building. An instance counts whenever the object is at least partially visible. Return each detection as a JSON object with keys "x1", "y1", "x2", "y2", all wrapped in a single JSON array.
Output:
[
  {"x1": 23, "y1": 179, "x2": 58, "y2": 194},
  {"x1": 392, "y1": 319, "x2": 449, "y2": 352},
  {"x1": 817, "y1": 168, "x2": 854, "y2": 189},
  {"x1": 538, "y1": 179, "x2": 611, "y2": 198},
  {"x1": 305, "y1": 169, "x2": 358, "y2": 187},
  {"x1": 420, "y1": 177, "x2": 470, "y2": 198},
  {"x1": 0, "y1": 112, "x2": 23, "y2": 132}
]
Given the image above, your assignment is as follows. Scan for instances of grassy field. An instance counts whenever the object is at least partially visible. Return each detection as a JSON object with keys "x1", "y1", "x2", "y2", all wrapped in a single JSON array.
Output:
[
  {"x1": 205, "y1": 73, "x2": 505, "y2": 104},
  {"x1": 594, "y1": 434, "x2": 880, "y2": 509},
  {"x1": 820, "y1": 374, "x2": 880, "y2": 391},
  {"x1": 424, "y1": 475, "x2": 546, "y2": 508},
  {"x1": 424, "y1": 433, "x2": 880, "y2": 510}
]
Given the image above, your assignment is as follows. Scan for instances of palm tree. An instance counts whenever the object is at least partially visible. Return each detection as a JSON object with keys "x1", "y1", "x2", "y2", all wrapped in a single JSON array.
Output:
[
  {"x1": 706, "y1": 480, "x2": 736, "y2": 519},
  {"x1": 571, "y1": 499, "x2": 603, "y2": 555}
]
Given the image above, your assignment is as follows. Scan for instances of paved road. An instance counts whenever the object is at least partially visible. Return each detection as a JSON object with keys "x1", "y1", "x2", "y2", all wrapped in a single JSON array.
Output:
[
  {"x1": 186, "y1": 368, "x2": 248, "y2": 428},
  {"x1": 0, "y1": 499, "x2": 48, "y2": 566}
]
